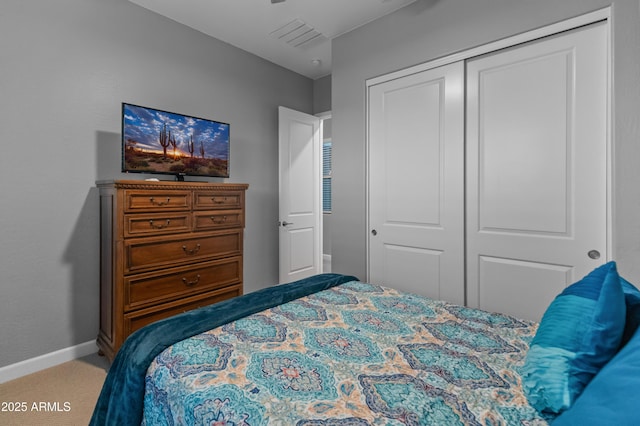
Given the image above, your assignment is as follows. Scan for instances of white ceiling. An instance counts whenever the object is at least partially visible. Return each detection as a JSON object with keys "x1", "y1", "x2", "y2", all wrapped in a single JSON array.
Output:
[{"x1": 128, "y1": 0, "x2": 418, "y2": 79}]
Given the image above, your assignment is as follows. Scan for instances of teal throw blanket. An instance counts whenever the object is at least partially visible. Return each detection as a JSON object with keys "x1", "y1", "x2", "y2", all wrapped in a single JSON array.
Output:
[{"x1": 89, "y1": 273, "x2": 358, "y2": 426}]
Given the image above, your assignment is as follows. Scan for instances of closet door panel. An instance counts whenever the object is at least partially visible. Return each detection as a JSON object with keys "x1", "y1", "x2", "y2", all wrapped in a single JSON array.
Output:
[
  {"x1": 478, "y1": 51, "x2": 570, "y2": 234},
  {"x1": 466, "y1": 22, "x2": 608, "y2": 321},
  {"x1": 368, "y1": 62, "x2": 464, "y2": 304},
  {"x1": 383, "y1": 81, "x2": 442, "y2": 225},
  {"x1": 478, "y1": 257, "x2": 571, "y2": 322},
  {"x1": 383, "y1": 245, "x2": 442, "y2": 299}
]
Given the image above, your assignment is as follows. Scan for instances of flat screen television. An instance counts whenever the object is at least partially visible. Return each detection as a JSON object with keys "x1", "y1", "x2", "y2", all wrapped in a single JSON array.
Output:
[{"x1": 122, "y1": 103, "x2": 230, "y2": 179}]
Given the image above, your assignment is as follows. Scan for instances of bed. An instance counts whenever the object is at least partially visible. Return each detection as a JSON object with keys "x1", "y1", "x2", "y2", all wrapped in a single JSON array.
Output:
[{"x1": 91, "y1": 267, "x2": 640, "y2": 425}]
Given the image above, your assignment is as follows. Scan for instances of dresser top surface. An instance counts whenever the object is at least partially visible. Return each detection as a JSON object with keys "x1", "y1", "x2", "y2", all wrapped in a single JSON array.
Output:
[{"x1": 96, "y1": 180, "x2": 248, "y2": 191}]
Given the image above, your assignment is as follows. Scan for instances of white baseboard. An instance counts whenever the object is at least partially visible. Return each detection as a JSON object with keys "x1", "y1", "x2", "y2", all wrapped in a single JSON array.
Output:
[{"x1": 0, "y1": 340, "x2": 98, "y2": 384}]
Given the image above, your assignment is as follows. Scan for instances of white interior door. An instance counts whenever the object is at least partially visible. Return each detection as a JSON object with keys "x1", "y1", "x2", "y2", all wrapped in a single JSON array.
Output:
[
  {"x1": 279, "y1": 106, "x2": 322, "y2": 283},
  {"x1": 466, "y1": 21, "x2": 608, "y2": 321},
  {"x1": 368, "y1": 61, "x2": 465, "y2": 304}
]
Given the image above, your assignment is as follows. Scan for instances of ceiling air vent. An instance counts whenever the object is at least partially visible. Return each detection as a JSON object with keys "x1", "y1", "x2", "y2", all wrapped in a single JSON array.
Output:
[{"x1": 270, "y1": 19, "x2": 326, "y2": 48}]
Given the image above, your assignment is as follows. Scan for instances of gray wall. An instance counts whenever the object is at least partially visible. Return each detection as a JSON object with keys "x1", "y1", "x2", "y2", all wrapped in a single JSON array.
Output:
[
  {"x1": 313, "y1": 75, "x2": 332, "y2": 115},
  {"x1": 331, "y1": 0, "x2": 640, "y2": 282},
  {"x1": 0, "y1": 0, "x2": 312, "y2": 368}
]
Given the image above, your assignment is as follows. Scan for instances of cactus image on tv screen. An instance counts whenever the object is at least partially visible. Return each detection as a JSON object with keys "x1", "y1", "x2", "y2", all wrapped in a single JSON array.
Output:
[{"x1": 122, "y1": 103, "x2": 230, "y2": 178}]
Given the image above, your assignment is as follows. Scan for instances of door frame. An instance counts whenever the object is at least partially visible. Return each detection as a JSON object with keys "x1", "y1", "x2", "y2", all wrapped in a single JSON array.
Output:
[
  {"x1": 365, "y1": 7, "x2": 612, "y2": 285},
  {"x1": 316, "y1": 111, "x2": 332, "y2": 267}
]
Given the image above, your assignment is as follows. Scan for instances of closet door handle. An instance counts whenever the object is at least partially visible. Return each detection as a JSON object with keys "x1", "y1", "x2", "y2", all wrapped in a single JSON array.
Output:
[
  {"x1": 588, "y1": 250, "x2": 601, "y2": 260},
  {"x1": 371, "y1": 229, "x2": 378, "y2": 236}
]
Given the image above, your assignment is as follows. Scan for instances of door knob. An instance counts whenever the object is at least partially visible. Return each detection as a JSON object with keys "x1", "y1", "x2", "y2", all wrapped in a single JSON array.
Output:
[
  {"x1": 371, "y1": 229, "x2": 377, "y2": 236},
  {"x1": 281, "y1": 221, "x2": 294, "y2": 227},
  {"x1": 588, "y1": 250, "x2": 601, "y2": 260}
]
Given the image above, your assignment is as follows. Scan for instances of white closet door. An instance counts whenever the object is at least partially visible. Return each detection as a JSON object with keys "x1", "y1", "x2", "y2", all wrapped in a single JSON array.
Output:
[
  {"x1": 368, "y1": 62, "x2": 465, "y2": 304},
  {"x1": 466, "y1": 22, "x2": 608, "y2": 321}
]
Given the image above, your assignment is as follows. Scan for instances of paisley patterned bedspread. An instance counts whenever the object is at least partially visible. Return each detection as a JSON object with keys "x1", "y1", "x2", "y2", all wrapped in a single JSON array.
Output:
[{"x1": 143, "y1": 281, "x2": 553, "y2": 425}]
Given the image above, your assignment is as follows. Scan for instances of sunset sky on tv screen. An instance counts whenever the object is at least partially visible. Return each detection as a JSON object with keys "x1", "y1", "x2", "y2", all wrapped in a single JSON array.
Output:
[{"x1": 123, "y1": 104, "x2": 229, "y2": 159}]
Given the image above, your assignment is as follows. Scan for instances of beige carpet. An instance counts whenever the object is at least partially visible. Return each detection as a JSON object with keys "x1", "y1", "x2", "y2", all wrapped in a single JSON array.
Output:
[{"x1": 0, "y1": 353, "x2": 110, "y2": 426}]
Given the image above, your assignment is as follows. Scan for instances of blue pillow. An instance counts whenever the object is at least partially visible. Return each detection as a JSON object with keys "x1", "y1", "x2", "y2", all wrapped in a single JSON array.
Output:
[
  {"x1": 522, "y1": 261, "x2": 626, "y2": 414},
  {"x1": 620, "y1": 277, "x2": 640, "y2": 348},
  {"x1": 552, "y1": 325, "x2": 640, "y2": 425}
]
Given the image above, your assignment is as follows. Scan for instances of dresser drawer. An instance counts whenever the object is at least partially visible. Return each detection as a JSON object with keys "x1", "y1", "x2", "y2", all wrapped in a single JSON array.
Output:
[
  {"x1": 194, "y1": 191, "x2": 243, "y2": 210},
  {"x1": 124, "y1": 284, "x2": 242, "y2": 335},
  {"x1": 193, "y1": 210, "x2": 243, "y2": 231},
  {"x1": 124, "y1": 230, "x2": 242, "y2": 273},
  {"x1": 124, "y1": 212, "x2": 192, "y2": 237},
  {"x1": 125, "y1": 257, "x2": 242, "y2": 310},
  {"x1": 124, "y1": 190, "x2": 191, "y2": 212}
]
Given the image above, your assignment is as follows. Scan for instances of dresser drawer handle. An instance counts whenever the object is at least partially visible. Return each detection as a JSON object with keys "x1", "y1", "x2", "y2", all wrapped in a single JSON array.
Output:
[
  {"x1": 150, "y1": 197, "x2": 170, "y2": 206},
  {"x1": 211, "y1": 196, "x2": 227, "y2": 204},
  {"x1": 182, "y1": 243, "x2": 201, "y2": 255},
  {"x1": 149, "y1": 219, "x2": 170, "y2": 229},
  {"x1": 182, "y1": 274, "x2": 201, "y2": 287},
  {"x1": 210, "y1": 215, "x2": 227, "y2": 224}
]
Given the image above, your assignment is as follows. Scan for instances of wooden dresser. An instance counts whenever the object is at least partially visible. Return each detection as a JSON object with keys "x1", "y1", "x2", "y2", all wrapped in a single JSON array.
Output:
[{"x1": 96, "y1": 180, "x2": 248, "y2": 361}]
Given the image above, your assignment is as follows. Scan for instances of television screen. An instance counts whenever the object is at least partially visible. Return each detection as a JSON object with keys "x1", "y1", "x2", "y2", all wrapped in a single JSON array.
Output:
[{"x1": 122, "y1": 103, "x2": 230, "y2": 179}]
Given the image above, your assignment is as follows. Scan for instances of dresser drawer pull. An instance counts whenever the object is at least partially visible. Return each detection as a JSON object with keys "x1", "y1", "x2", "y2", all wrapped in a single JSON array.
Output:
[
  {"x1": 181, "y1": 274, "x2": 201, "y2": 287},
  {"x1": 211, "y1": 197, "x2": 227, "y2": 204},
  {"x1": 182, "y1": 243, "x2": 201, "y2": 255},
  {"x1": 149, "y1": 219, "x2": 171, "y2": 229},
  {"x1": 210, "y1": 215, "x2": 227, "y2": 224},
  {"x1": 150, "y1": 197, "x2": 171, "y2": 206}
]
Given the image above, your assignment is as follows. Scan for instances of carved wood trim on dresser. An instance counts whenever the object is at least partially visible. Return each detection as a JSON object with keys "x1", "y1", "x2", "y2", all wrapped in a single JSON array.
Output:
[{"x1": 96, "y1": 180, "x2": 248, "y2": 361}]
